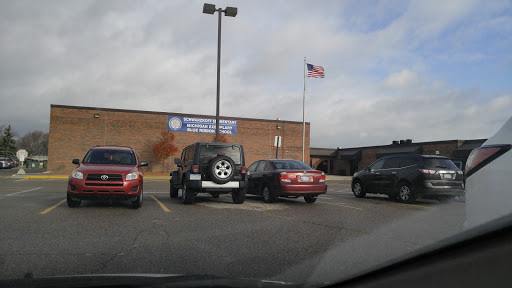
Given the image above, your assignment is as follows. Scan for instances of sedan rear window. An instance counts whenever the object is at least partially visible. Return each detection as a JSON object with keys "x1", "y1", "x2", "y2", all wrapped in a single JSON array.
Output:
[
  {"x1": 272, "y1": 160, "x2": 312, "y2": 170},
  {"x1": 83, "y1": 149, "x2": 136, "y2": 165},
  {"x1": 423, "y1": 158, "x2": 458, "y2": 169}
]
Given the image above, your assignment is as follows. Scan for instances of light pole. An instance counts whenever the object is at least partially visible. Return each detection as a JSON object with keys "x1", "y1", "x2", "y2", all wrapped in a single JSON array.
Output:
[{"x1": 203, "y1": 3, "x2": 237, "y2": 142}]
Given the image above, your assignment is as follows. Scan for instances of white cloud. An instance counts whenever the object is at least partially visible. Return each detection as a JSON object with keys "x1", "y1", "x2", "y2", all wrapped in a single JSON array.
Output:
[
  {"x1": 0, "y1": 0, "x2": 510, "y2": 149},
  {"x1": 381, "y1": 70, "x2": 420, "y2": 89}
]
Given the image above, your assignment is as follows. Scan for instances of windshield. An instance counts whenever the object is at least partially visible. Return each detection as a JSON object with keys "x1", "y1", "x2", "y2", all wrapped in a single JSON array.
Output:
[
  {"x1": 83, "y1": 149, "x2": 136, "y2": 165},
  {"x1": 1, "y1": 1, "x2": 511, "y2": 287},
  {"x1": 272, "y1": 160, "x2": 312, "y2": 170}
]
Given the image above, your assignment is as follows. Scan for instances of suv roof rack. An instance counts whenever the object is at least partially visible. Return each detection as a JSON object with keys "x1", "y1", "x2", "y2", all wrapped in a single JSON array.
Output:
[{"x1": 93, "y1": 145, "x2": 134, "y2": 149}]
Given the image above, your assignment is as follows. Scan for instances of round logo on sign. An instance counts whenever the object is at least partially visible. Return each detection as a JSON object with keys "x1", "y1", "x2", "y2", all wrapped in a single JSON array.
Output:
[{"x1": 169, "y1": 117, "x2": 182, "y2": 130}]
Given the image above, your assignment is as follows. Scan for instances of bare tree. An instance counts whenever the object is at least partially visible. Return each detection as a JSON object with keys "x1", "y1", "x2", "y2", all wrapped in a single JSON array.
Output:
[{"x1": 17, "y1": 130, "x2": 49, "y2": 156}]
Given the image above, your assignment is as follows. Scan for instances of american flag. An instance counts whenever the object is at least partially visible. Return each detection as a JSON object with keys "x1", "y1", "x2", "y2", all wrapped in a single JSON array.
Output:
[{"x1": 307, "y1": 63, "x2": 325, "y2": 78}]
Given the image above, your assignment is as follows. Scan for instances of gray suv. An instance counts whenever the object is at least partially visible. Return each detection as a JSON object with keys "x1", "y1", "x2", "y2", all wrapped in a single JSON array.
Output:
[
  {"x1": 0, "y1": 157, "x2": 13, "y2": 169},
  {"x1": 171, "y1": 142, "x2": 247, "y2": 204}
]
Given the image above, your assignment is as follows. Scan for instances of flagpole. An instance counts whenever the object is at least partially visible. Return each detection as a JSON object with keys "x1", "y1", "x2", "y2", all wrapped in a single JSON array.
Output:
[{"x1": 302, "y1": 57, "x2": 306, "y2": 163}]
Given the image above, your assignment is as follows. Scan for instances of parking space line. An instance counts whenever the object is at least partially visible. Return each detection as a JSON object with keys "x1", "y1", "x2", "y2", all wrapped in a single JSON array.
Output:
[
  {"x1": 247, "y1": 202, "x2": 272, "y2": 210},
  {"x1": 6, "y1": 187, "x2": 43, "y2": 196},
  {"x1": 404, "y1": 203, "x2": 430, "y2": 209},
  {"x1": 317, "y1": 201, "x2": 363, "y2": 210},
  {"x1": 40, "y1": 199, "x2": 66, "y2": 214},
  {"x1": 151, "y1": 196, "x2": 171, "y2": 212}
]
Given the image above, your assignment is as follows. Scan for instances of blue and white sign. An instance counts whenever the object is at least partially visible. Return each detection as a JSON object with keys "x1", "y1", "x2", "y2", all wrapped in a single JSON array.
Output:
[{"x1": 167, "y1": 116, "x2": 238, "y2": 135}]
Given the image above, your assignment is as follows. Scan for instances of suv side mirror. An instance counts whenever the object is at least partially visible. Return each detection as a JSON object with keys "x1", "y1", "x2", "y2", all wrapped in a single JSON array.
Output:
[
  {"x1": 174, "y1": 158, "x2": 181, "y2": 165},
  {"x1": 139, "y1": 161, "x2": 148, "y2": 167},
  {"x1": 72, "y1": 159, "x2": 80, "y2": 165}
]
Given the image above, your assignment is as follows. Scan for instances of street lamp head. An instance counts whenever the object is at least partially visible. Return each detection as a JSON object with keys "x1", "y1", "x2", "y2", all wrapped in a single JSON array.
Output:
[
  {"x1": 203, "y1": 3, "x2": 216, "y2": 14},
  {"x1": 224, "y1": 6, "x2": 237, "y2": 17}
]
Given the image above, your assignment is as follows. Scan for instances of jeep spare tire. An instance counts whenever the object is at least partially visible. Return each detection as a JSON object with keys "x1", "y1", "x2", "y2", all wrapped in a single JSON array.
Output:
[{"x1": 208, "y1": 155, "x2": 235, "y2": 184}]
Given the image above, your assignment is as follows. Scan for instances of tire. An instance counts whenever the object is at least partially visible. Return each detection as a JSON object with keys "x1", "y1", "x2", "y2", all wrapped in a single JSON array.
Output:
[
  {"x1": 232, "y1": 188, "x2": 246, "y2": 204},
  {"x1": 131, "y1": 186, "x2": 143, "y2": 209},
  {"x1": 67, "y1": 191, "x2": 81, "y2": 208},
  {"x1": 352, "y1": 180, "x2": 366, "y2": 198},
  {"x1": 170, "y1": 183, "x2": 179, "y2": 198},
  {"x1": 208, "y1": 155, "x2": 235, "y2": 184},
  {"x1": 262, "y1": 186, "x2": 277, "y2": 203},
  {"x1": 304, "y1": 195, "x2": 317, "y2": 203},
  {"x1": 397, "y1": 182, "x2": 416, "y2": 203},
  {"x1": 182, "y1": 181, "x2": 195, "y2": 204}
]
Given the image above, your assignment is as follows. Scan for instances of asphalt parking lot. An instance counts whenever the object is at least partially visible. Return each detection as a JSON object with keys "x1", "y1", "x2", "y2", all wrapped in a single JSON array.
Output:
[{"x1": 0, "y1": 175, "x2": 465, "y2": 284}]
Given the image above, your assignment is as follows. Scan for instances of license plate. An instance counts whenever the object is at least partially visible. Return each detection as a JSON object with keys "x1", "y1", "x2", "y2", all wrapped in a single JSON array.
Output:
[
  {"x1": 300, "y1": 175, "x2": 310, "y2": 182},
  {"x1": 190, "y1": 174, "x2": 201, "y2": 180},
  {"x1": 442, "y1": 174, "x2": 453, "y2": 179}
]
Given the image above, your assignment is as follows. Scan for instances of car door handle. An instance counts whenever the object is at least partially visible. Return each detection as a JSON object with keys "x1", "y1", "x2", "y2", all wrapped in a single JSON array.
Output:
[{"x1": 392, "y1": 172, "x2": 397, "y2": 174}]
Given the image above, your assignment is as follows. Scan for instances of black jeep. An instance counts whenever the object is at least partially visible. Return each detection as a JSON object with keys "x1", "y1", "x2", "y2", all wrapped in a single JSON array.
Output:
[{"x1": 170, "y1": 142, "x2": 247, "y2": 204}]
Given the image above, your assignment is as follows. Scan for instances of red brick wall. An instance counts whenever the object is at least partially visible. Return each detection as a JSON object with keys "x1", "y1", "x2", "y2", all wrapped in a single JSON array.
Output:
[
  {"x1": 48, "y1": 105, "x2": 310, "y2": 172},
  {"x1": 422, "y1": 142, "x2": 460, "y2": 158}
]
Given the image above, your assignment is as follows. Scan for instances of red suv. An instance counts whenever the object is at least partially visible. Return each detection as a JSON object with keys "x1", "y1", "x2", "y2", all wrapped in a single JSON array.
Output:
[{"x1": 67, "y1": 146, "x2": 148, "y2": 208}]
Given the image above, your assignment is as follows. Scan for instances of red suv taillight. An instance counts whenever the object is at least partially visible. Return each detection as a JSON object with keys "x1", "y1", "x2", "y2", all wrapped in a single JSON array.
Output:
[
  {"x1": 465, "y1": 144, "x2": 511, "y2": 178},
  {"x1": 319, "y1": 172, "x2": 326, "y2": 182},
  {"x1": 192, "y1": 165, "x2": 199, "y2": 173},
  {"x1": 241, "y1": 166, "x2": 247, "y2": 174},
  {"x1": 280, "y1": 172, "x2": 291, "y2": 182}
]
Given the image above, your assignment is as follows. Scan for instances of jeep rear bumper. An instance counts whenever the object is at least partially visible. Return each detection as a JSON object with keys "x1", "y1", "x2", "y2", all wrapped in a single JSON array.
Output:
[{"x1": 189, "y1": 180, "x2": 247, "y2": 191}]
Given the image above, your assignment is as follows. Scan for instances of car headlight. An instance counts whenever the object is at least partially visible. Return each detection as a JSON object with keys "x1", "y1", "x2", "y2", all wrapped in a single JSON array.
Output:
[
  {"x1": 126, "y1": 172, "x2": 139, "y2": 181},
  {"x1": 71, "y1": 170, "x2": 83, "y2": 179}
]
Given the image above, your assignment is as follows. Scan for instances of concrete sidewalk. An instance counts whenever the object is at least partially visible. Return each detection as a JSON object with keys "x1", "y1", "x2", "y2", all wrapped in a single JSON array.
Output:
[{"x1": 325, "y1": 175, "x2": 352, "y2": 181}]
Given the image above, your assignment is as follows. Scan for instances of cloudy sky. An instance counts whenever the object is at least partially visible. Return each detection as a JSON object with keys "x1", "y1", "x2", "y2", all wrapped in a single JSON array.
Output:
[{"x1": 1, "y1": 0, "x2": 511, "y2": 148}]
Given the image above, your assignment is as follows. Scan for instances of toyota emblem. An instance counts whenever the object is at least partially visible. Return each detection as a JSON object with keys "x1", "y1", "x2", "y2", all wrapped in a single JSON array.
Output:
[{"x1": 100, "y1": 175, "x2": 109, "y2": 181}]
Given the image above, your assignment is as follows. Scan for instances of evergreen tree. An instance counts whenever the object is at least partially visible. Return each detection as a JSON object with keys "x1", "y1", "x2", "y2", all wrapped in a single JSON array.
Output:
[{"x1": 0, "y1": 125, "x2": 18, "y2": 159}]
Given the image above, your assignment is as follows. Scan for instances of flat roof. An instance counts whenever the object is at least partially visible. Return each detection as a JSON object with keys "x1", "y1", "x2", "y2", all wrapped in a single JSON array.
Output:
[{"x1": 51, "y1": 104, "x2": 309, "y2": 125}]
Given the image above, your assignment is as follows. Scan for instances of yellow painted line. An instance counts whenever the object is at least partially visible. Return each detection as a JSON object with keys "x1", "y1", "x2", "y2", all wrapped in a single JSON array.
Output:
[
  {"x1": 145, "y1": 176, "x2": 171, "y2": 180},
  {"x1": 151, "y1": 196, "x2": 171, "y2": 212},
  {"x1": 405, "y1": 203, "x2": 430, "y2": 209},
  {"x1": 40, "y1": 199, "x2": 66, "y2": 214},
  {"x1": 326, "y1": 179, "x2": 351, "y2": 181},
  {"x1": 317, "y1": 201, "x2": 363, "y2": 210},
  {"x1": 247, "y1": 202, "x2": 272, "y2": 210}
]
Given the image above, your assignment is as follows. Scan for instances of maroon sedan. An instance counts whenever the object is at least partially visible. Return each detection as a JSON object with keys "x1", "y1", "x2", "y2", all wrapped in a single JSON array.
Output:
[
  {"x1": 247, "y1": 159, "x2": 327, "y2": 203},
  {"x1": 68, "y1": 146, "x2": 148, "y2": 208}
]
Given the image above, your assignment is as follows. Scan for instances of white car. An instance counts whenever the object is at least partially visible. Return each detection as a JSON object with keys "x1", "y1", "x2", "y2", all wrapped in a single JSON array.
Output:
[{"x1": 464, "y1": 116, "x2": 512, "y2": 229}]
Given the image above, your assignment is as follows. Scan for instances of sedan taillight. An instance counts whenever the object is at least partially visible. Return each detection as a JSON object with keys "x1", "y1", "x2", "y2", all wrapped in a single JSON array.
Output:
[
  {"x1": 465, "y1": 144, "x2": 511, "y2": 178},
  {"x1": 320, "y1": 172, "x2": 326, "y2": 183},
  {"x1": 280, "y1": 172, "x2": 291, "y2": 182}
]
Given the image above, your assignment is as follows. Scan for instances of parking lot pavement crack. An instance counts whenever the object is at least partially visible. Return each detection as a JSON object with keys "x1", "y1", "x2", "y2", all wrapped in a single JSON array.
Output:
[{"x1": 90, "y1": 227, "x2": 171, "y2": 274}]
